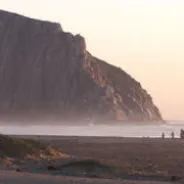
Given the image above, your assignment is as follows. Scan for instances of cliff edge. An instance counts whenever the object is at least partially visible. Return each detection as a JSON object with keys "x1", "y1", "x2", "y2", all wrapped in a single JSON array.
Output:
[{"x1": 0, "y1": 10, "x2": 163, "y2": 123}]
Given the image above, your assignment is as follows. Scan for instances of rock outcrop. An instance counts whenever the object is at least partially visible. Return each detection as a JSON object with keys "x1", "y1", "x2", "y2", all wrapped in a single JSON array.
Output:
[{"x1": 0, "y1": 9, "x2": 163, "y2": 123}]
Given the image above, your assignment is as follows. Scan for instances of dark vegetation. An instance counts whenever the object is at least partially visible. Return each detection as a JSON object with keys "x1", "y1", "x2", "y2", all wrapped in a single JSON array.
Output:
[
  {"x1": 47, "y1": 158, "x2": 114, "y2": 179},
  {"x1": 0, "y1": 134, "x2": 56, "y2": 159},
  {"x1": 0, "y1": 134, "x2": 42, "y2": 157}
]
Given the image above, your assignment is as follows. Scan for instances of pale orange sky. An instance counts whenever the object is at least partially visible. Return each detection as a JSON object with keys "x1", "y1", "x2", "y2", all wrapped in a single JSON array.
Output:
[{"x1": 1, "y1": 0, "x2": 184, "y2": 120}]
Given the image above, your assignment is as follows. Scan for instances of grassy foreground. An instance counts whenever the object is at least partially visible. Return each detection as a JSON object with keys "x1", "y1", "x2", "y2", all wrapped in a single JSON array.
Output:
[{"x1": 0, "y1": 134, "x2": 66, "y2": 166}]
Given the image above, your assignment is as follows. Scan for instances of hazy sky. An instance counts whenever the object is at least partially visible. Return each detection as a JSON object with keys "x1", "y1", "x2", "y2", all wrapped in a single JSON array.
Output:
[{"x1": 1, "y1": 0, "x2": 184, "y2": 120}]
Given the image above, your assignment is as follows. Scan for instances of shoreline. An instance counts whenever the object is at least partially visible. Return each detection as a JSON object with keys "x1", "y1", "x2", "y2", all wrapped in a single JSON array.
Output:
[{"x1": 7, "y1": 134, "x2": 184, "y2": 140}]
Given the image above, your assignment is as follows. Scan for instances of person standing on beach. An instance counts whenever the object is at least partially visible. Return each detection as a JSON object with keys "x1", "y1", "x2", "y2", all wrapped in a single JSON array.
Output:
[
  {"x1": 171, "y1": 131, "x2": 174, "y2": 139},
  {"x1": 180, "y1": 129, "x2": 184, "y2": 139},
  {"x1": 161, "y1": 132, "x2": 165, "y2": 139}
]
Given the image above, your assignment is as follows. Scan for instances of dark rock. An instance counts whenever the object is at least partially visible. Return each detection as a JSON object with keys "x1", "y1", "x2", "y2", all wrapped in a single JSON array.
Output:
[{"x1": 0, "y1": 9, "x2": 163, "y2": 123}]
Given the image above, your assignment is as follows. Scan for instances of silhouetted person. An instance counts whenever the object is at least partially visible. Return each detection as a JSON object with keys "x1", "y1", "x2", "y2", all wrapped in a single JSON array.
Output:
[
  {"x1": 171, "y1": 131, "x2": 175, "y2": 139},
  {"x1": 180, "y1": 129, "x2": 184, "y2": 139},
  {"x1": 162, "y1": 132, "x2": 165, "y2": 139}
]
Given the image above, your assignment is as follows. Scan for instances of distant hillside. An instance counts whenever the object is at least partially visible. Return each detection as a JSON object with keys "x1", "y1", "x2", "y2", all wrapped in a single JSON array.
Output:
[{"x1": 0, "y1": 9, "x2": 163, "y2": 123}]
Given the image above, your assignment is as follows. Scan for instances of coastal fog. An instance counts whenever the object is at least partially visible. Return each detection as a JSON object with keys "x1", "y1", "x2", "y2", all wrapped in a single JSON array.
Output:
[{"x1": 0, "y1": 122, "x2": 184, "y2": 138}]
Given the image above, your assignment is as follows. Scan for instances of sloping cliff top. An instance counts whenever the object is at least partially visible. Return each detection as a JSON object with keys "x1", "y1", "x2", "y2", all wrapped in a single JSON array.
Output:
[{"x1": 0, "y1": 9, "x2": 163, "y2": 123}]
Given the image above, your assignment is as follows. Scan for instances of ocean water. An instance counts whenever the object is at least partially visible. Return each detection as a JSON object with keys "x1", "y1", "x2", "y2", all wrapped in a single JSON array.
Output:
[{"x1": 0, "y1": 121, "x2": 184, "y2": 138}]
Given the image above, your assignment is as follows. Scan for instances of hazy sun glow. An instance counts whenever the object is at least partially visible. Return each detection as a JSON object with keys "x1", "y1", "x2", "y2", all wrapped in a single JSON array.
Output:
[{"x1": 1, "y1": 0, "x2": 184, "y2": 120}]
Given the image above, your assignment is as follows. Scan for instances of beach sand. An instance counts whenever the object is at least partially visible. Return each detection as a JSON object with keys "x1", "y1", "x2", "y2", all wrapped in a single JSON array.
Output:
[
  {"x1": 0, "y1": 170, "x2": 176, "y2": 184},
  {"x1": 34, "y1": 136, "x2": 184, "y2": 176},
  {"x1": 1, "y1": 135, "x2": 184, "y2": 183}
]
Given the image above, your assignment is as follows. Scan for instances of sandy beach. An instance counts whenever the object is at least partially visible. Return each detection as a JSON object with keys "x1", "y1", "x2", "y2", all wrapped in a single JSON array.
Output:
[
  {"x1": 0, "y1": 170, "x2": 177, "y2": 184},
  {"x1": 1, "y1": 135, "x2": 184, "y2": 183},
  {"x1": 25, "y1": 135, "x2": 184, "y2": 176}
]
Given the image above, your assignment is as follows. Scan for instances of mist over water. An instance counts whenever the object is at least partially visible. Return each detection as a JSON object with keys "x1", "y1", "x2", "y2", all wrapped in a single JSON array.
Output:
[{"x1": 0, "y1": 121, "x2": 184, "y2": 138}]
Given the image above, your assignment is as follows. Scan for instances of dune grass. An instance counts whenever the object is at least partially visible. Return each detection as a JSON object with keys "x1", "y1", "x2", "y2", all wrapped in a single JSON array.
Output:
[
  {"x1": 0, "y1": 134, "x2": 42, "y2": 157},
  {"x1": 0, "y1": 134, "x2": 59, "y2": 159},
  {"x1": 63, "y1": 159, "x2": 112, "y2": 171},
  {"x1": 58, "y1": 158, "x2": 115, "y2": 178}
]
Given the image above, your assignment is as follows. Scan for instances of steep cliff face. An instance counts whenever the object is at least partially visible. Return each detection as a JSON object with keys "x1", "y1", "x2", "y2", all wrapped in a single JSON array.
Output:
[{"x1": 0, "y1": 10, "x2": 163, "y2": 123}]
